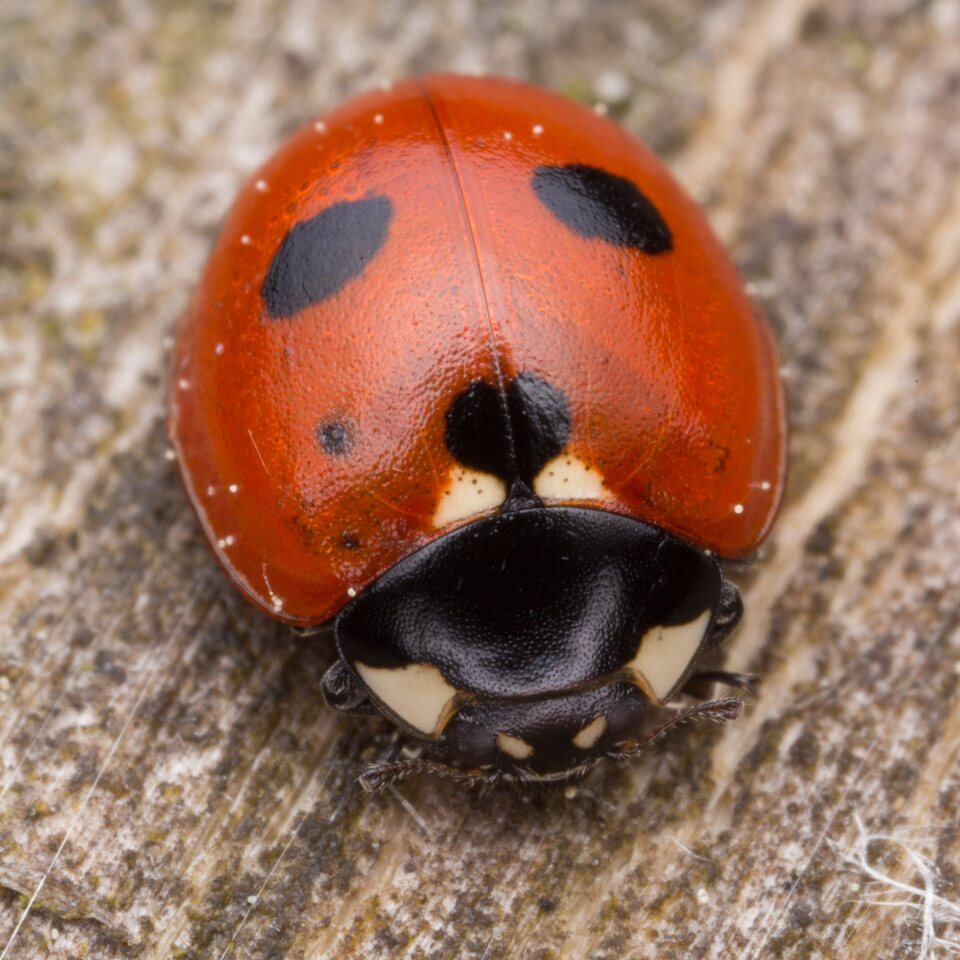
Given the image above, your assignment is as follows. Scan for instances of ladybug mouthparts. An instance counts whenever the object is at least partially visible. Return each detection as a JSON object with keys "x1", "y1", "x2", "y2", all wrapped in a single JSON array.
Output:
[{"x1": 330, "y1": 506, "x2": 740, "y2": 780}]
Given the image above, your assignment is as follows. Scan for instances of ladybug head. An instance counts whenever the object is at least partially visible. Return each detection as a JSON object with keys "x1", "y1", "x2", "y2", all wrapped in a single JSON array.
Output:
[{"x1": 330, "y1": 506, "x2": 743, "y2": 785}]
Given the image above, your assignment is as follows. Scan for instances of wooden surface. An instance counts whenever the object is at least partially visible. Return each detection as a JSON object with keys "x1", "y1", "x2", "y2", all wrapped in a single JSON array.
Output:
[{"x1": 2, "y1": 1, "x2": 960, "y2": 957}]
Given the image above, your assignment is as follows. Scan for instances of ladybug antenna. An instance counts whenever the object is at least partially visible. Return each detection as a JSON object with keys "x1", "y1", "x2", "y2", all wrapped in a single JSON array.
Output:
[{"x1": 605, "y1": 697, "x2": 744, "y2": 763}]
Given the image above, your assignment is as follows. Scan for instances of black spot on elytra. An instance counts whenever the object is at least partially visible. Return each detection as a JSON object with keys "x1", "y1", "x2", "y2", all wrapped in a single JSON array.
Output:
[
  {"x1": 341, "y1": 531, "x2": 361, "y2": 550},
  {"x1": 531, "y1": 164, "x2": 672, "y2": 254},
  {"x1": 444, "y1": 381, "x2": 510, "y2": 479},
  {"x1": 261, "y1": 195, "x2": 393, "y2": 318},
  {"x1": 508, "y1": 372, "x2": 571, "y2": 484},
  {"x1": 445, "y1": 373, "x2": 571, "y2": 487},
  {"x1": 317, "y1": 420, "x2": 352, "y2": 455}
]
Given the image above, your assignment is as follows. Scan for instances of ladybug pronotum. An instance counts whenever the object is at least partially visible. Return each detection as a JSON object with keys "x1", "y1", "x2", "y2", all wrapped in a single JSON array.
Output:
[{"x1": 169, "y1": 75, "x2": 786, "y2": 788}]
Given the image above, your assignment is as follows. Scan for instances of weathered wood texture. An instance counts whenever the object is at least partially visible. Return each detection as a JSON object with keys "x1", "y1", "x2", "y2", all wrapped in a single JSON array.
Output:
[{"x1": 2, "y1": 1, "x2": 960, "y2": 957}]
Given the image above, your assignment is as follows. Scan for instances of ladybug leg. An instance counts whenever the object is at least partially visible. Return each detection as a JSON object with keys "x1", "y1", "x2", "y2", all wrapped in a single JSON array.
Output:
[
  {"x1": 703, "y1": 579, "x2": 743, "y2": 649},
  {"x1": 320, "y1": 660, "x2": 379, "y2": 716},
  {"x1": 682, "y1": 670, "x2": 758, "y2": 700},
  {"x1": 359, "y1": 756, "x2": 504, "y2": 793},
  {"x1": 605, "y1": 697, "x2": 744, "y2": 762}
]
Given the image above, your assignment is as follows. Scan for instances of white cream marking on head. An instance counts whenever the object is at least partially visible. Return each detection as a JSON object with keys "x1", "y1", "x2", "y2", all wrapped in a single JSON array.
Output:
[
  {"x1": 625, "y1": 609, "x2": 711, "y2": 703},
  {"x1": 533, "y1": 453, "x2": 607, "y2": 501},
  {"x1": 572, "y1": 715, "x2": 607, "y2": 750},
  {"x1": 432, "y1": 466, "x2": 507, "y2": 528},
  {"x1": 355, "y1": 661, "x2": 460, "y2": 736},
  {"x1": 496, "y1": 732, "x2": 534, "y2": 760}
]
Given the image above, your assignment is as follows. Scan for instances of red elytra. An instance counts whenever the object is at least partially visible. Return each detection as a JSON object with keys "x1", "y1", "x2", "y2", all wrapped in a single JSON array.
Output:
[{"x1": 169, "y1": 74, "x2": 786, "y2": 628}]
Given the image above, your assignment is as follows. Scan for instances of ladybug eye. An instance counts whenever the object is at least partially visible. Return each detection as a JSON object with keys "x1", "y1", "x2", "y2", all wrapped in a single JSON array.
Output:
[{"x1": 531, "y1": 164, "x2": 672, "y2": 254}]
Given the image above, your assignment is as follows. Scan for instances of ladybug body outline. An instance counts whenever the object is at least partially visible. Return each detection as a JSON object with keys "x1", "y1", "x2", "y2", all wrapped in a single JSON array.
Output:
[{"x1": 169, "y1": 75, "x2": 786, "y2": 786}]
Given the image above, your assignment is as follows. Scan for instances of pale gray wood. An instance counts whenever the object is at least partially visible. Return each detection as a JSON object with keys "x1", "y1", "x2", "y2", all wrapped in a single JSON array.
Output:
[{"x1": 2, "y1": 1, "x2": 960, "y2": 957}]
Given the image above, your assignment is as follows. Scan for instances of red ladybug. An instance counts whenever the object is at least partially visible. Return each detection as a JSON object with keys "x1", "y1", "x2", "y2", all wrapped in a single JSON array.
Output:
[{"x1": 169, "y1": 75, "x2": 786, "y2": 788}]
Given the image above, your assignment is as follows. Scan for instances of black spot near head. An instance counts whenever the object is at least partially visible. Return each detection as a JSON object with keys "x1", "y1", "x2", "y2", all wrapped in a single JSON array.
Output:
[
  {"x1": 507, "y1": 372, "x2": 571, "y2": 484},
  {"x1": 531, "y1": 164, "x2": 672, "y2": 254},
  {"x1": 444, "y1": 373, "x2": 572, "y2": 487},
  {"x1": 262, "y1": 195, "x2": 393, "y2": 318},
  {"x1": 317, "y1": 420, "x2": 352, "y2": 455},
  {"x1": 445, "y1": 380, "x2": 512, "y2": 479}
]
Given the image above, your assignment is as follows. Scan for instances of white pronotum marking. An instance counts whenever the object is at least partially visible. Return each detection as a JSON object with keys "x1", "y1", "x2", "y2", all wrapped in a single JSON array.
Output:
[
  {"x1": 533, "y1": 453, "x2": 607, "y2": 501},
  {"x1": 432, "y1": 465, "x2": 507, "y2": 529},
  {"x1": 625, "y1": 609, "x2": 711, "y2": 702},
  {"x1": 354, "y1": 662, "x2": 459, "y2": 736}
]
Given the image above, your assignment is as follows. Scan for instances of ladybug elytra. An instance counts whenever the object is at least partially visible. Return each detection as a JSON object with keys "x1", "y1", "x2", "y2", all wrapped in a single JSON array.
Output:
[{"x1": 169, "y1": 75, "x2": 786, "y2": 788}]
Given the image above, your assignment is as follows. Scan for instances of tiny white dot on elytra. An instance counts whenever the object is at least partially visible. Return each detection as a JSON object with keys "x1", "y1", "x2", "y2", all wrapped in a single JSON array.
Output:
[
  {"x1": 240, "y1": 234, "x2": 252, "y2": 245},
  {"x1": 228, "y1": 484, "x2": 239, "y2": 493},
  {"x1": 272, "y1": 597, "x2": 284, "y2": 611},
  {"x1": 532, "y1": 124, "x2": 544, "y2": 135},
  {"x1": 761, "y1": 480, "x2": 771, "y2": 491},
  {"x1": 733, "y1": 503, "x2": 745, "y2": 515},
  {"x1": 217, "y1": 536, "x2": 235, "y2": 549},
  {"x1": 347, "y1": 586, "x2": 357, "y2": 598},
  {"x1": 503, "y1": 131, "x2": 513, "y2": 141},
  {"x1": 255, "y1": 179, "x2": 268, "y2": 192},
  {"x1": 374, "y1": 113, "x2": 384, "y2": 124},
  {"x1": 206, "y1": 485, "x2": 216, "y2": 496},
  {"x1": 215, "y1": 342, "x2": 225, "y2": 355},
  {"x1": 178, "y1": 378, "x2": 189, "y2": 390},
  {"x1": 164, "y1": 448, "x2": 175, "y2": 461},
  {"x1": 314, "y1": 120, "x2": 327, "y2": 133}
]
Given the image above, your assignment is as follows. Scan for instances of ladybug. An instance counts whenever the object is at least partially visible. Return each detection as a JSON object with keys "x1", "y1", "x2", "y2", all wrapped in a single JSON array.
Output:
[{"x1": 169, "y1": 75, "x2": 785, "y2": 788}]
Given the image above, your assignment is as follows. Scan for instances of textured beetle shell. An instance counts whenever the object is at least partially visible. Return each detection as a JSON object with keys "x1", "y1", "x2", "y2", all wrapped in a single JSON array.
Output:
[{"x1": 169, "y1": 74, "x2": 785, "y2": 625}]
